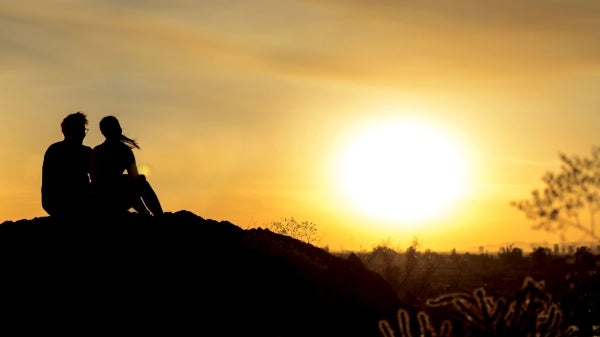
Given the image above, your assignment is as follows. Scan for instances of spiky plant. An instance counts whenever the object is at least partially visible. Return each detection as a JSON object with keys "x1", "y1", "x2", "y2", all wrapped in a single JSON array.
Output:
[
  {"x1": 379, "y1": 309, "x2": 452, "y2": 337},
  {"x1": 379, "y1": 277, "x2": 567, "y2": 337}
]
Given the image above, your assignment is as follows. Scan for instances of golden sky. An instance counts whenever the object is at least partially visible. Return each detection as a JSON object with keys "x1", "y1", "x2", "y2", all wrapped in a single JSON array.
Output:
[{"x1": 2, "y1": 0, "x2": 600, "y2": 252}]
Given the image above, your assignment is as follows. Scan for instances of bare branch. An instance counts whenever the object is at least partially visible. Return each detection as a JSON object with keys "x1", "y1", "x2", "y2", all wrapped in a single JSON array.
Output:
[{"x1": 511, "y1": 146, "x2": 600, "y2": 242}]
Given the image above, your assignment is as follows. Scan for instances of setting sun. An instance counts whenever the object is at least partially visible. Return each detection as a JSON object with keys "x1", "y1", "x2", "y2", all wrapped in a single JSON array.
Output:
[{"x1": 333, "y1": 119, "x2": 469, "y2": 225}]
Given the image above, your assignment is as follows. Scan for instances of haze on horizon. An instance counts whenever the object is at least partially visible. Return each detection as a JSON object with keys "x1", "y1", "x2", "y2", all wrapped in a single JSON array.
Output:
[{"x1": 2, "y1": 0, "x2": 600, "y2": 252}]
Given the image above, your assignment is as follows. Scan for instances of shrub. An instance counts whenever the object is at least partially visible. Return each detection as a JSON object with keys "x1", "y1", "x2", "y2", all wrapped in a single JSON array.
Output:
[{"x1": 267, "y1": 217, "x2": 319, "y2": 245}]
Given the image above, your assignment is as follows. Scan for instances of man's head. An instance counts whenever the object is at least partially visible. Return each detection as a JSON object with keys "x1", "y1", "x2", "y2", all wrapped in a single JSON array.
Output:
[{"x1": 61, "y1": 112, "x2": 88, "y2": 142}]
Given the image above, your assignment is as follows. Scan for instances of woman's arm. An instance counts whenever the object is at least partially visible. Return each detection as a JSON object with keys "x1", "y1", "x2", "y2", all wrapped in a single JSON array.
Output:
[
  {"x1": 125, "y1": 147, "x2": 140, "y2": 179},
  {"x1": 127, "y1": 162, "x2": 141, "y2": 179}
]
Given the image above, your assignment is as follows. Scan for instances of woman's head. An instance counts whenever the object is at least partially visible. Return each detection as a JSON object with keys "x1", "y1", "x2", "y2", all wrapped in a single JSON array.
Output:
[
  {"x1": 99, "y1": 116, "x2": 122, "y2": 139},
  {"x1": 99, "y1": 115, "x2": 140, "y2": 149}
]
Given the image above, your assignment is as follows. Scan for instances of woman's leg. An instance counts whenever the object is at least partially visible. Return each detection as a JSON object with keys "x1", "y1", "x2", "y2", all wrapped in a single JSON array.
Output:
[
  {"x1": 130, "y1": 196, "x2": 151, "y2": 215},
  {"x1": 120, "y1": 175, "x2": 150, "y2": 215},
  {"x1": 137, "y1": 175, "x2": 163, "y2": 216}
]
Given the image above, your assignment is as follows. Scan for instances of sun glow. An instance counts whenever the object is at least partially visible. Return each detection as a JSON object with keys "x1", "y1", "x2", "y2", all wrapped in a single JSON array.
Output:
[
  {"x1": 333, "y1": 118, "x2": 469, "y2": 226},
  {"x1": 137, "y1": 163, "x2": 151, "y2": 177}
]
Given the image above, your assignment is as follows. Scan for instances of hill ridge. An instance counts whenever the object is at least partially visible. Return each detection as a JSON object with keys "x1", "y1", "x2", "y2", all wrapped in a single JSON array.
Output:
[{"x1": 0, "y1": 210, "x2": 401, "y2": 336}]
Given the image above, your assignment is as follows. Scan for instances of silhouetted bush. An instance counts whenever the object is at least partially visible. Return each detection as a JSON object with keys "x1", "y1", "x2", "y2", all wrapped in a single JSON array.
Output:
[{"x1": 267, "y1": 217, "x2": 320, "y2": 245}]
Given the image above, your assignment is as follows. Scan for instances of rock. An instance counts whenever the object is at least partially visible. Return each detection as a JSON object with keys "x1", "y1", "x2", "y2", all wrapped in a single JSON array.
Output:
[{"x1": 0, "y1": 211, "x2": 402, "y2": 336}]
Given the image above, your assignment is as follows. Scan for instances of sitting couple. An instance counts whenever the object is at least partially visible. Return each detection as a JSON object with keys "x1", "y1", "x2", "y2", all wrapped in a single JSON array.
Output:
[{"x1": 42, "y1": 112, "x2": 163, "y2": 219}]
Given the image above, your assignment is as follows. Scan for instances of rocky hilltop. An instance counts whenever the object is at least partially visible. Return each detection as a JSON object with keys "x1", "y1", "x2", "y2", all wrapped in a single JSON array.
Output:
[{"x1": 0, "y1": 211, "x2": 402, "y2": 336}]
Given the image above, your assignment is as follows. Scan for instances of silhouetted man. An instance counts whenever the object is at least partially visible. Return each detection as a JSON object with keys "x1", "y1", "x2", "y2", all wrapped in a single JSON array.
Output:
[{"x1": 41, "y1": 112, "x2": 92, "y2": 218}]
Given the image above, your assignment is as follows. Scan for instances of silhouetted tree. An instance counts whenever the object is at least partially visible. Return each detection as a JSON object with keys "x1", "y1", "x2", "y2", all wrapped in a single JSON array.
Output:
[
  {"x1": 574, "y1": 246, "x2": 595, "y2": 268},
  {"x1": 511, "y1": 146, "x2": 600, "y2": 242},
  {"x1": 498, "y1": 245, "x2": 523, "y2": 265},
  {"x1": 530, "y1": 247, "x2": 551, "y2": 268}
]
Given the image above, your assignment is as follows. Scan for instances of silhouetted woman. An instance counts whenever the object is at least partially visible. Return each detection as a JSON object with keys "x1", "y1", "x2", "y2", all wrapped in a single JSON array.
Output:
[{"x1": 90, "y1": 116, "x2": 163, "y2": 216}]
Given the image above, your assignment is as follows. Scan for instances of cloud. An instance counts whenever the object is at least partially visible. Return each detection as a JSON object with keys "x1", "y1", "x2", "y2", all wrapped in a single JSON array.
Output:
[
  {"x1": 258, "y1": 0, "x2": 600, "y2": 85},
  {"x1": 5, "y1": 0, "x2": 598, "y2": 94}
]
